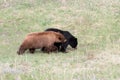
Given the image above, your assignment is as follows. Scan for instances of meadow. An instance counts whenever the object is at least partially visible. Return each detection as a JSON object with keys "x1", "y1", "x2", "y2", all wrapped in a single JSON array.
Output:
[{"x1": 0, "y1": 0, "x2": 120, "y2": 80}]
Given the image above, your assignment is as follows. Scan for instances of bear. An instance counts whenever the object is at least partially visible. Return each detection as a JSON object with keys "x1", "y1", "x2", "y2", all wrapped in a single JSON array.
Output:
[
  {"x1": 17, "y1": 31, "x2": 66, "y2": 55},
  {"x1": 42, "y1": 44, "x2": 58, "y2": 53},
  {"x1": 45, "y1": 28, "x2": 78, "y2": 52}
]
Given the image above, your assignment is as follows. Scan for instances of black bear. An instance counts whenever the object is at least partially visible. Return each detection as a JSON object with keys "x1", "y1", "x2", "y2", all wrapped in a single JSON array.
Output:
[
  {"x1": 45, "y1": 28, "x2": 78, "y2": 52},
  {"x1": 17, "y1": 31, "x2": 66, "y2": 55}
]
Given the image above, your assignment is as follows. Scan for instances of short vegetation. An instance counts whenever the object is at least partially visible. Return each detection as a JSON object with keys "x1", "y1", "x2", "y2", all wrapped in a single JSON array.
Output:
[{"x1": 0, "y1": 0, "x2": 120, "y2": 80}]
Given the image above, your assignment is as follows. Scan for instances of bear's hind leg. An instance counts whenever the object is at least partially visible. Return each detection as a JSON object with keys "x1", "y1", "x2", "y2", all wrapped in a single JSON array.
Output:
[
  {"x1": 29, "y1": 48, "x2": 35, "y2": 53},
  {"x1": 41, "y1": 47, "x2": 45, "y2": 51}
]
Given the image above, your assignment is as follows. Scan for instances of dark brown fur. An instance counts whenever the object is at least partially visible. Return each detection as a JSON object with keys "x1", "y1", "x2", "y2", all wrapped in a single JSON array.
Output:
[{"x1": 17, "y1": 31, "x2": 66, "y2": 55}]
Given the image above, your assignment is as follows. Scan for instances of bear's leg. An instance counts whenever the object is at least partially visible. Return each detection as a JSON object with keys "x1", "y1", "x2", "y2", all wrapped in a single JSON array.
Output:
[
  {"x1": 41, "y1": 47, "x2": 51, "y2": 53},
  {"x1": 41, "y1": 47, "x2": 45, "y2": 51},
  {"x1": 29, "y1": 48, "x2": 35, "y2": 53},
  {"x1": 50, "y1": 45, "x2": 58, "y2": 52},
  {"x1": 54, "y1": 42, "x2": 62, "y2": 51},
  {"x1": 43, "y1": 47, "x2": 50, "y2": 53},
  {"x1": 60, "y1": 41, "x2": 69, "y2": 53}
]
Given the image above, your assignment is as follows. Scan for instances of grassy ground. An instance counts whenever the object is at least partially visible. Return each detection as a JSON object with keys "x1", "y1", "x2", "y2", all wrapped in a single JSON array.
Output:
[{"x1": 0, "y1": 0, "x2": 120, "y2": 80}]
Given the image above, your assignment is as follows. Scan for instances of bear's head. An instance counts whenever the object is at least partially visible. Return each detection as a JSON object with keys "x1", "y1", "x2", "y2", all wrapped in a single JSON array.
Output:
[
  {"x1": 58, "y1": 37, "x2": 66, "y2": 43},
  {"x1": 55, "y1": 32, "x2": 66, "y2": 43},
  {"x1": 69, "y1": 37, "x2": 78, "y2": 48}
]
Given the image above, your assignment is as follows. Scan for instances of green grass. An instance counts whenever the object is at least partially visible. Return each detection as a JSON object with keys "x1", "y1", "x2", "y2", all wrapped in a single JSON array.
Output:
[{"x1": 0, "y1": 0, "x2": 120, "y2": 80}]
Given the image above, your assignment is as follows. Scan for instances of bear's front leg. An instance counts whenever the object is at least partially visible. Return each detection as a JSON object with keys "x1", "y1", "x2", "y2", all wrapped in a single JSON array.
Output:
[
  {"x1": 42, "y1": 47, "x2": 50, "y2": 53},
  {"x1": 60, "y1": 41, "x2": 69, "y2": 53}
]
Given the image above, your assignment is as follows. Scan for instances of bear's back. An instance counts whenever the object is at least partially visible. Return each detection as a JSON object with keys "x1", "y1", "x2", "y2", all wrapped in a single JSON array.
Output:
[{"x1": 25, "y1": 31, "x2": 65, "y2": 46}]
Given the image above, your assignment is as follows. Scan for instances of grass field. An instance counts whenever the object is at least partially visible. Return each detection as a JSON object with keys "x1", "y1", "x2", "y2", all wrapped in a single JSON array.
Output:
[{"x1": 0, "y1": 0, "x2": 120, "y2": 80}]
